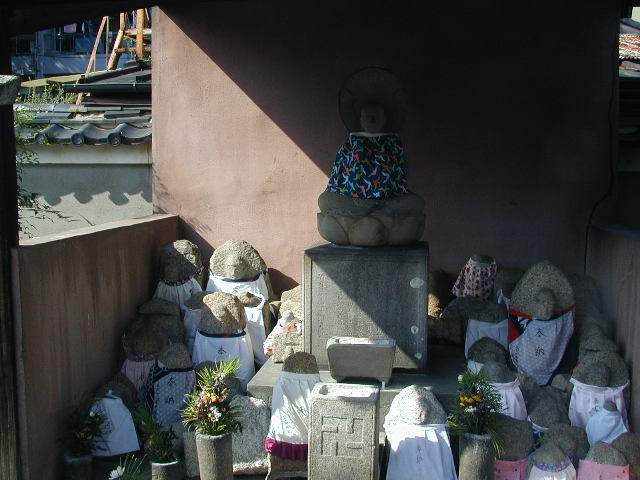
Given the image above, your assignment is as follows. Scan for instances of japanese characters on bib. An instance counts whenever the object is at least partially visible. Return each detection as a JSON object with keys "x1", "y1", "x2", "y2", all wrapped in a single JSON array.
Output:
[
  {"x1": 569, "y1": 378, "x2": 629, "y2": 430},
  {"x1": 192, "y1": 330, "x2": 255, "y2": 390},
  {"x1": 206, "y1": 270, "x2": 269, "y2": 300},
  {"x1": 452, "y1": 257, "x2": 498, "y2": 301},
  {"x1": 383, "y1": 424, "x2": 457, "y2": 480},
  {"x1": 154, "y1": 276, "x2": 203, "y2": 312},
  {"x1": 508, "y1": 305, "x2": 575, "y2": 385},
  {"x1": 491, "y1": 378, "x2": 527, "y2": 421},
  {"x1": 120, "y1": 356, "x2": 157, "y2": 394},
  {"x1": 265, "y1": 371, "x2": 320, "y2": 461},
  {"x1": 494, "y1": 458, "x2": 529, "y2": 480},
  {"x1": 142, "y1": 362, "x2": 196, "y2": 426},
  {"x1": 183, "y1": 307, "x2": 202, "y2": 354},
  {"x1": 528, "y1": 455, "x2": 577, "y2": 480},
  {"x1": 91, "y1": 394, "x2": 139, "y2": 456},
  {"x1": 465, "y1": 318, "x2": 508, "y2": 358},
  {"x1": 577, "y1": 460, "x2": 630, "y2": 480},
  {"x1": 585, "y1": 407, "x2": 629, "y2": 446}
]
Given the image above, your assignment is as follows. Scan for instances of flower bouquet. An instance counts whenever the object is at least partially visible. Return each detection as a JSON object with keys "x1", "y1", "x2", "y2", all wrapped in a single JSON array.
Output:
[{"x1": 62, "y1": 397, "x2": 105, "y2": 480}]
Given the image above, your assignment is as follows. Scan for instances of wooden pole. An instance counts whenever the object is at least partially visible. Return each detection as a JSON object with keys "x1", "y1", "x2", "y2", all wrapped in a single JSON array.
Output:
[
  {"x1": 76, "y1": 15, "x2": 107, "y2": 105},
  {"x1": 107, "y1": 12, "x2": 125, "y2": 71},
  {"x1": 135, "y1": 8, "x2": 144, "y2": 60}
]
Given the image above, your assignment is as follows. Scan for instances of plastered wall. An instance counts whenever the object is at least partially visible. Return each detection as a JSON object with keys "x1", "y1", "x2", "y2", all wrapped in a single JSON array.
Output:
[{"x1": 153, "y1": 1, "x2": 618, "y2": 293}]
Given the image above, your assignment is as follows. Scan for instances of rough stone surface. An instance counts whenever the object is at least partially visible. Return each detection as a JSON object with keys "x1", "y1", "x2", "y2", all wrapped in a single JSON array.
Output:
[
  {"x1": 550, "y1": 374, "x2": 573, "y2": 405},
  {"x1": 95, "y1": 372, "x2": 138, "y2": 410},
  {"x1": 433, "y1": 296, "x2": 486, "y2": 345},
  {"x1": 272, "y1": 331, "x2": 303, "y2": 363},
  {"x1": 543, "y1": 424, "x2": 589, "y2": 466},
  {"x1": 279, "y1": 299, "x2": 302, "y2": 323},
  {"x1": 528, "y1": 392, "x2": 570, "y2": 428},
  {"x1": 237, "y1": 291, "x2": 262, "y2": 308},
  {"x1": 510, "y1": 260, "x2": 574, "y2": 320},
  {"x1": 492, "y1": 414, "x2": 534, "y2": 461},
  {"x1": 230, "y1": 395, "x2": 270, "y2": 474},
  {"x1": 125, "y1": 318, "x2": 168, "y2": 356},
  {"x1": 579, "y1": 335, "x2": 618, "y2": 360},
  {"x1": 517, "y1": 372, "x2": 542, "y2": 405},
  {"x1": 183, "y1": 430, "x2": 199, "y2": 478},
  {"x1": 283, "y1": 351, "x2": 319, "y2": 374},
  {"x1": 139, "y1": 297, "x2": 181, "y2": 317},
  {"x1": 183, "y1": 291, "x2": 212, "y2": 310},
  {"x1": 145, "y1": 314, "x2": 184, "y2": 344},
  {"x1": 0, "y1": 75, "x2": 21, "y2": 105},
  {"x1": 383, "y1": 385, "x2": 447, "y2": 426},
  {"x1": 428, "y1": 269, "x2": 455, "y2": 318},
  {"x1": 309, "y1": 383, "x2": 379, "y2": 480},
  {"x1": 467, "y1": 337, "x2": 509, "y2": 365},
  {"x1": 326, "y1": 337, "x2": 395, "y2": 383},
  {"x1": 476, "y1": 302, "x2": 508, "y2": 324},
  {"x1": 199, "y1": 292, "x2": 247, "y2": 334},
  {"x1": 586, "y1": 441, "x2": 629, "y2": 466},
  {"x1": 480, "y1": 361, "x2": 515, "y2": 383},
  {"x1": 531, "y1": 441, "x2": 570, "y2": 466},
  {"x1": 266, "y1": 454, "x2": 306, "y2": 479},
  {"x1": 458, "y1": 432, "x2": 494, "y2": 480},
  {"x1": 492, "y1": 267, "x2": 525, "y2": 300},
  {"x1": 568, "y1": 273, "x2": 602, "y2": 315},
  {"x1": 159, "y1": 343, "x2": 193, "y2": 369},
  {"x1": 612, "y1": 433, "x2": 640, "y2": 480},
  {"x1": 577, "y1": 313, "x2": 612, "y2": 340},
  {"x1": 280, "y1": 285, "x2": 302, "y2": 304},
  {"x1": 304, "y1": 242, "x2": 428, "y2": 369},
  {"x1": 573, "y1": 352, "x2": 629, "y2": 387},
  {"x1": 159, "y1": 240, "x2": 203, "y2": 283}
]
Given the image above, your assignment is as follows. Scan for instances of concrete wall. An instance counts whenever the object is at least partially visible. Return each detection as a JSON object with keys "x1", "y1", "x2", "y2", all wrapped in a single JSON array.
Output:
[
  {"x1": 586, "y1": 225, "x2": 640, "y2": 432},
  {"x1": 153, "y1": 1, "x2": 618, "y2": 293},
  {"x1": 19, "y1": 143, "x2": 152, "y2": 240},
  {"x1": 11, "y1": 214, "x2": 178, "y2": 480}
]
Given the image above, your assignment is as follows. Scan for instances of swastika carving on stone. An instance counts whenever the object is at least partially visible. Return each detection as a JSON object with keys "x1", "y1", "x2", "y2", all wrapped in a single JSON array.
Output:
[{"x1": 320, "y1": 416, "x2": 365, "y2": 457}]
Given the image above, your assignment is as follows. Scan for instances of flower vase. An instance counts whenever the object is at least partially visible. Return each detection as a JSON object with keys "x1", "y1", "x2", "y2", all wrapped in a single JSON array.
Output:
[
  {"x1": 458, "y1": 432, "x2": 494, "y2": 480},
  {"x1": 63, "y1": 452, "x2": 92, "y2": 480},
  {"x1": 196, "y1": 432, "x2": 233, "y2": 480},
  {"x1": 183, "y1": 430, "x2": 200, "y2": 478},
  {"x1": 150, "y1": 459, "x2": 184, "y2": 480}
]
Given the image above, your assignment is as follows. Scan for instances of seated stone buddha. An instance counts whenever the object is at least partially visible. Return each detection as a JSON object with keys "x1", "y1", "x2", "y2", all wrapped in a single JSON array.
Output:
[{"x1": 317, "y1": 68, "x2": 425, "y2": 246}]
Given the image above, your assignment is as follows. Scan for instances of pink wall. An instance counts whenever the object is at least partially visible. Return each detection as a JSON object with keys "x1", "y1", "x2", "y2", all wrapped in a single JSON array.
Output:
[
  {"x1": 12, "y1": 215, "x2": 178, "y2": 480},
  {"x1": 153, "y1": 1, "x2": 618, "y2": 292},
  {"x1": 587, "y1": 225, "x2": 640, "y2": 432}
]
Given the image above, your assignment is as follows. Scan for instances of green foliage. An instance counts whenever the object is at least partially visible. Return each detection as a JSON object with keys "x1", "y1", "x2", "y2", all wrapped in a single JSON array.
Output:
[
  {"x1": 134, "y1": 405, "x2": 178, "y2": 463},
  {"x1": 448, "y1": 369, "x2": 504, "y2": 452},
  {"x1": 108, "y1": 454, "x2": 147, "y2": 480},
  {"x1": 18, "y1": 84, "x2": 76, "y2": 104},
  {"x1": 62, "y1": 396, "x2": 105, "y2": 457},
  {"x1": 181, "y1": 359, "x2": 243, "y2": 436}
]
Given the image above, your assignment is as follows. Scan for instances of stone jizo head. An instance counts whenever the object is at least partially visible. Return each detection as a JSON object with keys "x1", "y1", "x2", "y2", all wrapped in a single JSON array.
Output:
[
  {"x1": 210, "y1": 239, "x2": 267, "y2": 280},
  {"x1": 159, "y1": 240, "x2": 202, "y2": 283},
  {"x1": 359, "y1": 103, "x2": 386, "y2": 134},
  {"x1": 199, "y1": 292, "x2": 247, "y2": 334}
]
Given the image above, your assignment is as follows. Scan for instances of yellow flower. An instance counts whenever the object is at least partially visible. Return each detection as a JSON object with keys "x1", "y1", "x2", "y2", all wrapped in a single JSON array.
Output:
[{"x1": 472, "y1": 394, "x2": 481, "y2": 402}]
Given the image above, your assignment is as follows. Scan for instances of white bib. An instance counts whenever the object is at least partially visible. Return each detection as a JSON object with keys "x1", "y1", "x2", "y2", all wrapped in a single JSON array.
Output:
[
  {"x1": 569, "y1": 378, "x2": 629, "y2": 430},
  {"x1": 467, "y1": 360, "x2": 484, "y2": 374},
  {"x1": 384, "y1": 424, "x2": 457, "y2": 480},
  {"x1": 183, "y1": 307, "x2": 202, "y2": 355},
  {"x1": 243, "y1": 294, "x2": 268, "y2": 366},
  {"x1": 206, "y1": 271, "x2": 269, "y2": 299},
  {"x1": 120, "y1": 357, "x2": 156, "y2": 394},
  {"x1": 149, "y1": 366, "x2": 196, "y2": 426},
  {"x1": 192, "y1": 330, "x2": 255, "y2": 391},
  {"x1": 91, "y1": 395, "x2": 139, "y2": 457},
  {"x1": 492, "y1": 378, "x2": 527, "y2": 421},
  {"x1": 465, "y1": 318, "x2": 508, "y2": 358},
  {"x1": 154, "y1": 277, "x2": 202, "y2": 311},
  {"x1": 585, "y1": 408, "x2": 629, "y2": 446}
]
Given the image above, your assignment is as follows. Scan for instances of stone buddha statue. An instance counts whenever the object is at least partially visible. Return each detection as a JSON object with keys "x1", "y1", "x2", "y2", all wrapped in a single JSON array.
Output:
[{"x1": 317, "y1": 68, "x2": 425, "y2": 246}]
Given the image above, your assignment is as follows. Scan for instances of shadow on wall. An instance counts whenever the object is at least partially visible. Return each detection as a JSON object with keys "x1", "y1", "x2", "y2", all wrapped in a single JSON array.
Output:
[{"x1": 159, "y1": 0, "x2": 617, "y2": 274}]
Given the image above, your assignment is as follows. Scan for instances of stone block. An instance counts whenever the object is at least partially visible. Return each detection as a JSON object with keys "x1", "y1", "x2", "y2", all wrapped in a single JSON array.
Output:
[
  {"x1": 326, "y1": 337, "x2": 395, "y2": 384},
  {"x1": 309, "y1": 383, "x2": 380, "y2": 480},
  {"x1": 230, "y1": 395, "x2": 270, "y2": 475},
  {"x1": 303, "y1": 242, "x2": 428, "y2": 369},
  {"x1": 272, "y1": 331, "x2": 303, "y2": 363}
]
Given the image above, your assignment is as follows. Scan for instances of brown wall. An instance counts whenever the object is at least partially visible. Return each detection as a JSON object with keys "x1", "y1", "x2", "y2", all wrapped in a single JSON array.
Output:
[
  {"x1": 153, "y1": 1, "x2": 619, "y2": 291},
  {"x1": 587, "y1": 225, "x2": 640, "y2": 432},
  {"x1": 12, "y1": 215, "x2": 178, "y2": 480}
]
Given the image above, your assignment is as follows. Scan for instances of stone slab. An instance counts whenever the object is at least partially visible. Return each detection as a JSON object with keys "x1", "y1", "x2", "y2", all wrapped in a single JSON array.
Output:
[
  {"x1": 303, "y1": 241, "x2": 429, "y2": 370},
  {"x1": 248, "y1": 345, "x2": 465, "y2": 433},
  {"x1": 309, "y1": 383, "x2": 380, "y2": 480}
]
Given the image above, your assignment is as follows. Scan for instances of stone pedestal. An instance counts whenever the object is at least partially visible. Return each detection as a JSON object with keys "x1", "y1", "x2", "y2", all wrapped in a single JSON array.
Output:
[
  {"x1": 303, "y1": 242, "x2": 428, "y2": 370},
  {"x1": 309, "y1": 383, "x2": 380, "y2": 480}
]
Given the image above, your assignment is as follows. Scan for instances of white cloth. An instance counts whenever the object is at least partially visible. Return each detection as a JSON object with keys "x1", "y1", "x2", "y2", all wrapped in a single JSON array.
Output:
[
  {"x1": 467, "y1": 360, "x2": 484, "y2": 374},
  {"x1": 465, "y1": 318, "x2": 508, "y2": 358},
  {"x1": 492, "y1": 378, "x2": 527, "y2": 421},
  {"x1": 183, "y1": 307, "x2": 202, "y2": 354},
  {"x1": 243, "y1": 294, "x2": 268, "y2": 366},
  {"x1": 120, "y1": 357, "x2": 156, "y2": 393},
  {"x1": 267, "y1": 371, "x2": 320, "y2": 447},
  {"x1": 528, "y1": 464, "x2": 577, "y2": 480},
  {"x1": 192, "y1": 330, "x2": 255, "y2": 390},
  {"x1": 586, "y1": 407, "x2": 629, "y2": 446},
  {"x1": 154, "y1": 277, "x2": 202, "y2": 311},
  {"x1": 509, "y1": 307, "x2": 575, "y2": 385},
  {"x1": 206, "y1": 271, "x2": 269, "y2": 299},
  {"x1": 569, "y1": 378, "x2": 630, "y2": 429},
  {"x1": 452, "y1": 257, "x2": 497, "y2": 301},
  {"x1": 91, "y1": 394, "x2": 139, "y2": 456},
  {"x1": 384, "y1": 424, "x2": 457, "y2": 480},
  {"x1": 497, "y1": 290, "x2": 511, "y2": 312}
]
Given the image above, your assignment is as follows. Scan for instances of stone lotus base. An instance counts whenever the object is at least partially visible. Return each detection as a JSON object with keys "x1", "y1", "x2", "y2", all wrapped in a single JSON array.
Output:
[{"x1": 317, "y1": 212, "x2": 425, "y2": 246}]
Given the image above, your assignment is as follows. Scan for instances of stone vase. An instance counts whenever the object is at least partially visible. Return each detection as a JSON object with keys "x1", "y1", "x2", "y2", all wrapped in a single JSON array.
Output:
[
  {"x1": 196, "y1": 432, "x2": 233, "y2": 480},
  {"x1": 458, "y1": 432, "x2": 494, "y2": 480},
  {"x1": 62, "y1": 452, "x2": 92, "y2": 480},
  {"x1": 183, "y1": 430, "x2": 200, "y2": 478},
  {"x1": 150, "y1": 459, "x2": 184, "y2": 480}
]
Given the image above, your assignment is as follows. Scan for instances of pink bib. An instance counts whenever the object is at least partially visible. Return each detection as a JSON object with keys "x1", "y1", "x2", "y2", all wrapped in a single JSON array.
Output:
[{"x1": 577, "y1": 460, "x2": 630, "y2": 480}]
